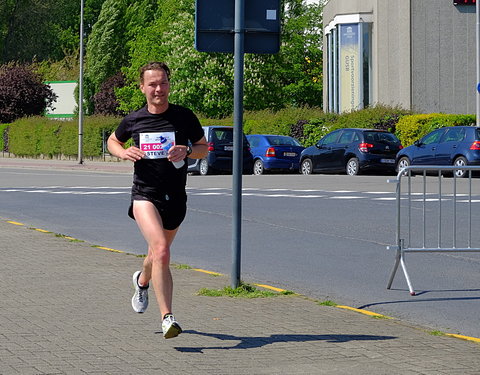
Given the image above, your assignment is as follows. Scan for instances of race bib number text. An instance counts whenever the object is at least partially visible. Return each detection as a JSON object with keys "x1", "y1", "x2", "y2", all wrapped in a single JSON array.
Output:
[{"x1": 139, "y1": 132, "x2": 175, "y2": 159}]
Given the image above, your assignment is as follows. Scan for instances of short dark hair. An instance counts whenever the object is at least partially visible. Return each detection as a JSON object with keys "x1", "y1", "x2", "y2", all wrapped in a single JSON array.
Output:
[{"x1": 139, "y1": 62, "x2": 170, "y2": 82}]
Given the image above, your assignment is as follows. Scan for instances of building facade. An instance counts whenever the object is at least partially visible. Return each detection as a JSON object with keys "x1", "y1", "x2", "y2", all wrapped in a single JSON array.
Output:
[{"x1": 323, "y1": 0, "x2": 477, "y2": 114}]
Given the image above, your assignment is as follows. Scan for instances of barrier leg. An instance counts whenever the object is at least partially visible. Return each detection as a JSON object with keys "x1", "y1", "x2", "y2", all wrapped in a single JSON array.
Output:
[
  {"x1": 387, "y1": 249, "x2": 416, "y2": 296},
  {"x1": 387, "y1": 250, "x2": 401, "y2": 290},
  {"x1": 400, "y1": 254, "x2": 416, "y2": 296}
]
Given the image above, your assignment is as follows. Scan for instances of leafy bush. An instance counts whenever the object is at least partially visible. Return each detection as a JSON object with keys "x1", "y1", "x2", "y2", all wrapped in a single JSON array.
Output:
[
  {"x1": 300, "y1": 113, "x2": 339, "y2": 147},
  {"x1": 297, "y1": 105, "x2": 411, "y2": 147},
  {"x1": 330, "y1": 105, "x2": 412, "y2": 133},
  {"x1": 242, "y1": 106, "x2": 325, "y2": 136},
  {"x1": 395, "y1": 114, "x2": 476, "y2": 146},
  {"x1": 33, "y1": 52, "x2": 80, "y2": 81},
  {"x1": 0, "y1": 64, "x2": 57, "y2": 123},
  {"x1": 93, "y1": 72, "x2": 126, "y2": 116},
  {"x1": 8, "y1": 116, "x2": 121, "y2": 157},
  {"x1": 198, "y1": 117, "x2": 234, "y2": 126},
  {"x1": 198, "y1": 105, "x2": 411, "y2": 148},
  {"x1": 0, "y1": 124, "x2": 9, "y2": 152},
  {"x1": 199, "y1": 106, "x2": 325, "y2": 141}
]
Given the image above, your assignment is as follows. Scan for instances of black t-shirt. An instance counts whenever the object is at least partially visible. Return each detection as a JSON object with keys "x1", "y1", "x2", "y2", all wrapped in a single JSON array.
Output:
[{"x1": 115, "y1": 104, "x2": 204, "y2": 193}]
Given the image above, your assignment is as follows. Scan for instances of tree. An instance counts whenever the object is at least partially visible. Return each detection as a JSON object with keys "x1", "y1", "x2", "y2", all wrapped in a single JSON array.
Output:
[
  {"x1": 116, "y1": 0, "x2": 323, "y2": 117},
  {"x1": 280, "y1": 1, "x2": 323, "y2": 107},
  {"x1": 93, "y1": 72, "x2": 126, "y2": 115},
  {"x1": 0, "y1": 0, "x2": 16, "y2": 61},
  {"x1": 0, "y1": 64, "x2": 56, "y2": 123},
  {"x1": 84, "y1": 0, "x2": 157, "y2": 114},
  {"x1": 0, "y1": 0, "x2": 106, "y2": 64}
]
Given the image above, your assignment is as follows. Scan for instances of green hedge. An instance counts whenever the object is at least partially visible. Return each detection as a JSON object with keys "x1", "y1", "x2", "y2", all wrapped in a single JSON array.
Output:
[
  {"x1": 242, "y1": 107, "x2": 326, "y2": 136},
  {"x1": 395, "y1": 113, "x2": 476, "y2": 146},
  {"x1": 198, "y1": 105, "x2": 414, "y2": 148},
  {"x1": 0, "y1": 123, "x2": 9, "y2": 152},
  {"x1": 199, "y1": 106, "x2": 326, "y2": 136},
  {"x1": 298, "y1": 105, "x2": 413, "y2": 147},
  {"x1": 4, "y1": 108, "x2": 476, "y2": 157},
  {"x1": 8, "y1": 116, "x2": 121, "y2": 157}
]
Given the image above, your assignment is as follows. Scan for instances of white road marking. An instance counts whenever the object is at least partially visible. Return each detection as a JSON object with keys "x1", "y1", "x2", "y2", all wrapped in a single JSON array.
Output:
[{"x1": 1, "y1": 186, "x2": 478, "y2": 202}]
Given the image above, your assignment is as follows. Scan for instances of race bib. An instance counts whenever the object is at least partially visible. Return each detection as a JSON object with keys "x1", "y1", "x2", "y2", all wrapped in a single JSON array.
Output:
[{"x1": 139, "y1": 132, "x2": 175, "y2": 159}]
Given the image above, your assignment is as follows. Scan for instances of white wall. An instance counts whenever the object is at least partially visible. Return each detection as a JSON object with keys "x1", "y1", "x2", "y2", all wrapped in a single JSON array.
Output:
[{"x1": 45, "y1": 81, "x2": 77, "y2": 118}]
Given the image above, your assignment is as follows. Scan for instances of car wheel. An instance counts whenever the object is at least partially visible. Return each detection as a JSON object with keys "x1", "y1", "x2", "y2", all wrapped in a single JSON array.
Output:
[
  {"x1": 199, "y1": 159, "x2": 209, "y2": 176},
  {"x1": 453, "y1": 156, "x2": 468, "y2": 178},
  {"x1": 397, "y1": 157, "x2": 410, "y2": 175},
  {"x1": 301, "y1": 158, "x2": 313, "y2": 175},
  {"x1": 253, "y1": 159, "x2": 265, "y2": 175},
  {"x1": 346, "y1": 157, "x2": 360, "y2": 176}
]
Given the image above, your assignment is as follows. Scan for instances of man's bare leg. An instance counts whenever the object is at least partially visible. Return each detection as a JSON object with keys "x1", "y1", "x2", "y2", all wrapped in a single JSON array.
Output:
[{"x1": 132, "y1": 200, "x2": 178, "y2": 318}]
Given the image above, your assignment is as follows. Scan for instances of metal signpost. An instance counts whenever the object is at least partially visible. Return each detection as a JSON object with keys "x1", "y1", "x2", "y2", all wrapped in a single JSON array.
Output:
[
  {"x1": 195, "y1": 0, "x2": 280, "y2": 288},
  {"x1": 78, "y1": 0, "x2": 85, "y2": 164},
  {"x1": 477, "y1": 1, "x2": 480, "y2": 126}
]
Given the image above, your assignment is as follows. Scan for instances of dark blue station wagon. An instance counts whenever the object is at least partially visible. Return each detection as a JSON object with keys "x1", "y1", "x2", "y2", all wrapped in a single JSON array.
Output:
[
  {"x1": 396, "y1": 126, "x2": 480, "y2": 178},
  {"x1": 300, "y1": 128, "x2": 403, "y2": 175}
]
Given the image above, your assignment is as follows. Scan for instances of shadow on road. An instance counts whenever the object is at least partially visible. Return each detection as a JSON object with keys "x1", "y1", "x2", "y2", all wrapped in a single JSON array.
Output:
[
  {"x1": 173, "y1": 329, "x2": 396, "y2": 353},
  {"x1": 359, "y1": 289, "x2": 480, "y2": 310}
]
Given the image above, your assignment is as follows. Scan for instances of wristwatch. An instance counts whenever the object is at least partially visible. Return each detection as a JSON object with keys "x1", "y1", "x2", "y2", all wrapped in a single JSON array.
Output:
[{"x1": 186, "y1": 145, "x2": 192, "y2": 156}]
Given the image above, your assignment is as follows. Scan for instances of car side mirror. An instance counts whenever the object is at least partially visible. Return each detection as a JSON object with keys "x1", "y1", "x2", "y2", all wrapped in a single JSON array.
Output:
[
  {"x1": 414, "y1": 140, "x2": 422, "y2": 146},
  {"x1": 316, "y1": 143, "x2": 323, "y2": 149}
]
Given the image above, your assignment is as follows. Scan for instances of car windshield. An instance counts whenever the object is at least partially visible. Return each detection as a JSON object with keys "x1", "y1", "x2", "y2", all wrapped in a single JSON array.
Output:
[
  {"x1": 265, "y1": 136, "x2": 301, "y2": 146},
  {"x1": 363, "y1": 131, "x2": 400, "y2": 145}
]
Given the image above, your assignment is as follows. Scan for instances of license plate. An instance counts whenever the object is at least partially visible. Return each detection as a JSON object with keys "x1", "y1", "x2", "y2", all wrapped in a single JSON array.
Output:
[
  {"x1": 381, "y1": 159, "x2": 395, "y2": 164},
  {"x1": 224, "y1": 145, "x2": 233, "y2": 151},
  {"x1": 284, "y1": 152, "x2": 297, "y2": 157}
]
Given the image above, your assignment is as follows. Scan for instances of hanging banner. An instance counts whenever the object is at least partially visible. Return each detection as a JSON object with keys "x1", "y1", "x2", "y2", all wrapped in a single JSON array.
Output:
[{"x1": 339, "y1": 24, "x2": 360, "y2": 112}]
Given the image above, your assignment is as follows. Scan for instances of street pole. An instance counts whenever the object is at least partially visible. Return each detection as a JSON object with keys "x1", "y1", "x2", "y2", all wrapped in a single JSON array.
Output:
[
  {"x1": 78, "y1": 0, "x2": 85, "y2": 164},
  {"x1": 477, "y1": 0, "x2": 480, "y2": 126},
  {"x1": 231, "y1": 0, "x2": 245, "y2": 289}
]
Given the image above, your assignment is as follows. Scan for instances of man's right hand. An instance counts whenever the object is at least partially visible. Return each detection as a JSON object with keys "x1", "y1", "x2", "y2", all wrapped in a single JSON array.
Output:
[{"x1": 121, "y1": 146, "x2": 145, "y2": 162}]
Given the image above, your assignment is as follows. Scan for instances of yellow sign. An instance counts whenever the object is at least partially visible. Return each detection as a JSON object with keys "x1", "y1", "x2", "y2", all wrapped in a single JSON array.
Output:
[{"x1": 339, "y1": 24, "x2": 360, "y2": 112}]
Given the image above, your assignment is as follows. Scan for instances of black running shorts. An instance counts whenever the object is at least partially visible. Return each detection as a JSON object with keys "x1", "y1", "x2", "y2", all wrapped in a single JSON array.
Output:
[{"x1": 128, "y1": 184, "x2": 187, "y2": 230}]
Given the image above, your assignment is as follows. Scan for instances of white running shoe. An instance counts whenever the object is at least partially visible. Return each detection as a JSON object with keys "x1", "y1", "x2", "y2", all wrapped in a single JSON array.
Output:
[
  {"x1": 162, "y1": 314, "x2": 182, "y2": 339},
  {"x1": 131, "y1": 271, "x2": 149, "y2": 313}
]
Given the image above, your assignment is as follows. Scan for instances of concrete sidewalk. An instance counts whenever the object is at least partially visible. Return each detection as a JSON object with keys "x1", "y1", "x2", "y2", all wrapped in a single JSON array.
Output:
[
  {"x1": 1, "y1": 218, "x2": 479, "y2": 374},
  {"x1": 0, "y1": 155, "x2": 133, "y2": 173}
]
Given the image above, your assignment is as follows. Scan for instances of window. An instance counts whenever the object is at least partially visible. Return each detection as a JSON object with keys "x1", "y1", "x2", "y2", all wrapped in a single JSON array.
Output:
[
  {"x1": 213, "y1": 129, "x2": 233, "y2": 143},
  {"x1": 421, "y1": 129, "x2": 444, "y2": 145},
  {"x1": 320, "y1": 131, "x2": 341, "y2": 146},
  {"x1": 441, "y1": 128, "x2": 465, "y2": 143},
  {"x1": 248, "y1": 136, "x2": 259, "y2": 147},
  {"x1": 338, "y1": 130, "x2": 355, "y2": 144},
  {"x1": 266, "y1": 136, "x2": 301, "y2": 146}
]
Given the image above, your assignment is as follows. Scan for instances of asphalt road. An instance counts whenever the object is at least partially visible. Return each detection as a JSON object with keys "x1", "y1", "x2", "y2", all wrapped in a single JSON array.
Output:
[{"x1": 1, "y1": 167, "x2": 480, "y2": 339}]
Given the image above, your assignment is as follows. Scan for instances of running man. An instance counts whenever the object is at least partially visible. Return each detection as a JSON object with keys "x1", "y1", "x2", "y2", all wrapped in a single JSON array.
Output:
[{"x1": 107, "y1": 62, "x2": 208, "y2": 338}]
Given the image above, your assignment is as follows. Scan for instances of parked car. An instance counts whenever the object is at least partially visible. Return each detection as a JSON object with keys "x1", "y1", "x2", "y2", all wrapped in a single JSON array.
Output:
[
  {"x1": 246, "y1": 134, "x2": 305, "y2": 175},
  {"x1": 300, "y1": 128, "x2": 403, "y2": 175},
  {"x1": 187, "y1": 126, "x2": 254, "y2": 175},
  {"x1": 395, "y1": 126, "x2": 480, "y2": 178}
]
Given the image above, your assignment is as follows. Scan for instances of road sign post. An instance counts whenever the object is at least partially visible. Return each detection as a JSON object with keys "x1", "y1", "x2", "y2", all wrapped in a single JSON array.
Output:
[
  {"x1": 195, "y1": 0, "x2": 280, "y2": 288},
  {"x1": 477, "y1": 1, "x2": 480, "y2": 126},
  {"x1": 231, "y1": 0, "x2": 245, "y2": 289}
]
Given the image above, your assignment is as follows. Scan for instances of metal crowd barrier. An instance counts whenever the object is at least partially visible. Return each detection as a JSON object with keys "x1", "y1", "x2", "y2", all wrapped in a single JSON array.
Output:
[{"x1": 387, "y1": 165, "x2": 480, "y2": 295}]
